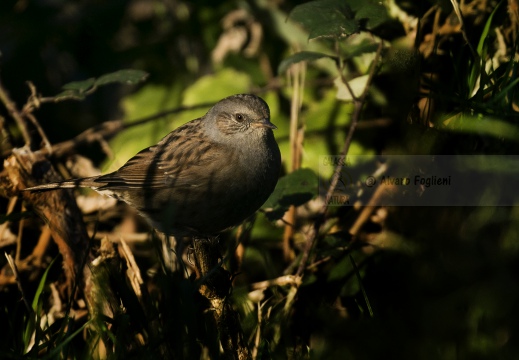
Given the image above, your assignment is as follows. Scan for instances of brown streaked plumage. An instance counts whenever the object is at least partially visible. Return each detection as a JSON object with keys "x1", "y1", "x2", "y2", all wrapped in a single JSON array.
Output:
[{"x1": 26, "y1": 94, "x2": 281, "y2": 237}]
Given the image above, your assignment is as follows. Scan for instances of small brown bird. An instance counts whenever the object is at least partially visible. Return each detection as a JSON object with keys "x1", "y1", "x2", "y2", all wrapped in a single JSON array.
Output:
[{"x1": 27, "y1": 94, "x2": 281, "y2": 237}]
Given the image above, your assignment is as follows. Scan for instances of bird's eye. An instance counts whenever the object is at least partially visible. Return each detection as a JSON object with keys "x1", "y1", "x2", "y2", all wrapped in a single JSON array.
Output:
[{"x1": 235, "y1": 114, "x2": 244, "y2": 122}]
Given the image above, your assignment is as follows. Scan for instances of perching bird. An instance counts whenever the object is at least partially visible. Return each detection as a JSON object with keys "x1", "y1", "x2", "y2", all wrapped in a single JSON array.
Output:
[{"x1": 26, "y1": 94, "x2": 281, "y2": 237}]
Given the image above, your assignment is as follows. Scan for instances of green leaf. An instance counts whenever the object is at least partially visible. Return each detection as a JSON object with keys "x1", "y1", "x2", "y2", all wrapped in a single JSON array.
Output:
[
  {"x1": 487, "y1": 76, "x2": 519, "y2": 106},
  {"x1": 343, "y1": 41, "x2": 381, "y2": 59},
  {"x1": 32, "y1": 256, "x2": 58, "y2": 310},
  {"x1": 262, "y1": 168, "x2": 319, "y2": 220},
  {"x1": 476, "y1": 1, "x2": 502, "y2": 57},
  {"x1": 55, "y1": 70, "x2": 148, "y2": 102},
  {"x1": 61, "y1": 78, "x2": 95, "y2": 92},
  {"x1": 95, "y1": 69, "x2": 149, "y2": 86},
  {"x1": 289, "y1": 0, "x2": 359, "y2": 40},
  {"x1": 278, "y1": 51, "x2": 337, "y2": 74},
  {"x1": 354, "y1": 2, "x2": 389, "y2": 29},
  {"x1": 53, "y1": 89, "x2": 86, "y2": 101},
  {"x1": 44, "y1": 320, "x2": 90, "y2": 359},
  {"x1": 328, "y1": 255, "x2": 353, "y2": 282}
]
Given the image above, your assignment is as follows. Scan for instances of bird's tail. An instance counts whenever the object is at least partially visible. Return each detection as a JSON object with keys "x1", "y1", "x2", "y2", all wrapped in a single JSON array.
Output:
[{"x1": 24, "y1": 176, "x2": 103, "y2": 192}]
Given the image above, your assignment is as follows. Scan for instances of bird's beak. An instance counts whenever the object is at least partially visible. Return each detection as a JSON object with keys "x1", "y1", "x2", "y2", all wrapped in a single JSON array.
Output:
[{"x1": 253, "y1": 118, "x2": 277, "y2": 129}]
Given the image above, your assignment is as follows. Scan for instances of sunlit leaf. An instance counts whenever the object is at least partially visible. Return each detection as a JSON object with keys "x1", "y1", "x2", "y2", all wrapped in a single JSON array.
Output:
[
  {"x1": 182, "y1": 68, "x2": 251, "y2": 105},
  {"x1": 334, "y1": 75, "x2": 369, "y2": 101},
  {"x1": 289, "y1": 0, "x2": 389, "y2": 39}
]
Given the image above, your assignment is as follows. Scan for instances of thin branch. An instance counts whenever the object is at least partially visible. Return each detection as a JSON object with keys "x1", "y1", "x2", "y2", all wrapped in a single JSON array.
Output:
[
  {"x1": 0, "y1": 115, "x2": 14, "y2": 152},
  {"x1": 295, "y1": 42, "x2": 384, "y2": 277},
  {"x1": 0, "y1": 81, "x2": 32, "y2": 146},
  {"x1": 43, "y1": 102, "x2": 214, "y2": 159},
  {"x1": 0, "y1": 92, "x2": 213, "y2": 160},
  {"x1": 324, "y1": 42, "x2": 384, "y2": 208},
  {"x1": 0, "y1": 80, "x2": 52, "y2": 154},
  {"x1": 24, "y1": 81, "x2": 100, "y2": 110},
  {"x1": 249, "y1": 275, "x2": 302, "y2": 291},
  {"x1": 22, "y1": 83, "x2": 54, "y2": 153},
  {"x1": 335, "y1": 39, "x2": 359, "y2": 102}
]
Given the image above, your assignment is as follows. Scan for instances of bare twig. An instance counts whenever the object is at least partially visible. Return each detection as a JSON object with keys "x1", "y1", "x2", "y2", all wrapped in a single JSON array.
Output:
[
  {"x1": 0, "y1": 80, "x2": 52, "y2": 153},
  {"x1": 22, "y1": 82, "x2": 53, "y2": 153},
  {"x1": 0, "y1": 101, "x2": 214, "y2": 160},
  {"x1": 30, "y1": 226, "x2": 52, "y2": 264},
  {"x1": 24, "y1": 109, "x2": 53, "y2": 154},
  {"x1": 325, "y1": 42, "x2": 384, "y2": 208},
  {"x1": 305, "y1": 246, "x2": 349, "y2": 270},
  {"x1": 0, "y1": 81, "x2": 32, "y2": 146},
  {"x1": 25, "y1": 80, "x2": 100, "y2": 109},
  {"x1": 0, "y1": 115, "x2": 14, "y2": 153},
  {"x1": 118, "y1": 237, "x2": 144, "y2": 299},
  {"x1": 251, "y1": 299, "x2": 273, "y2": 360},
  {"x1": 336, "y1": 40, "x2": 359, "y2": 102},
  {"x1": 295, "y1": 42, "x2": 384, "y2": 277},
  {"x1": 249, "y1": 275, "x2": 302, "y2": 291},
  {"x1": 251, "y1": 302, "x2": 262, "y2": 360}
]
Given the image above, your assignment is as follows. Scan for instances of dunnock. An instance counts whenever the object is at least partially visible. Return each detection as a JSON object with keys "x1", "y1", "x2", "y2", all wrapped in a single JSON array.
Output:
[{"x1": 27, "y1": 94, "x2": 281, "y2": 237}]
